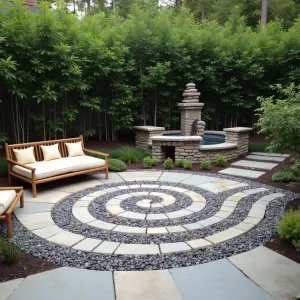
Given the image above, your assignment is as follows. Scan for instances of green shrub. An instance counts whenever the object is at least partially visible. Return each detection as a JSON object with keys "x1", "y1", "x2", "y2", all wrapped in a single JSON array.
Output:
[
  {"x1": 248, "y1": 142, "x2": 270, "y2": 152},
  {"x1": 200, "y1": 159, "x2": 211, "y2": 170},
  {"x1": 0, "y1": 158, "x2": 7, "y2": 177},
  {"x1": 163, "y1": 157, "x2": 173, "y2": 169},
  {"x1": 0, "y1": 236, "x2": 20, "y2": 264},
  {"x1": 277, "y1": 210, "x2": 300, "y2": 251},
  {"x1": 183, "y1": 160, "x2": 192, "y2": 169},
  {"x1": 291, "y1": 159, "x2": 300, "y2": 177},
  {"x1": 290, "y1": 158, "x2": 296, "y2": 165},
  {"x1": 143, "y1": 156, "x2": 158, "y2": 168},
  {"x1": 215, "y1": 154, "x2": 228, "y2": 167},
  {"x1": 108, "y1": 158, "x2": 127, "y2": 172},
  {"x1": 272, "y1": 169, "x2": 297, "y2": 182},
  {"x1": 176, "y1": 159, "x2": 185, "y2": 168}
]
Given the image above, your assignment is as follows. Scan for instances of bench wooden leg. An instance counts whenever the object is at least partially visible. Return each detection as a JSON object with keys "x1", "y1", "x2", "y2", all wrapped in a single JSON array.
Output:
[
  {"x1": 20, "y1": 194, "x2": 24, "y2": 208},
  {"x1": 5, "y1": 213, "x2": 12, "y2": 238},
  {"x1": 105, "y1": 166, "x2": 109, "y2": 180},
  {"x1": 32, "y1": 182, "x2": 37, "y2": 198},
  {"x1": 8, "y1": 173, "x2": 12, "y2": 186}
]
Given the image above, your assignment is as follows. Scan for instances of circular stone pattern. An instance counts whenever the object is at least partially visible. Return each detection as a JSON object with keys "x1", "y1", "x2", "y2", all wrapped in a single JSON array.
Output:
[{"x1": 6, "y1": 171, "x2": 298, "y2": 271}]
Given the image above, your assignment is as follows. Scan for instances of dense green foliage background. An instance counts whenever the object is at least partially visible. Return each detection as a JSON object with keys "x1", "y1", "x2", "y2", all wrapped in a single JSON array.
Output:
[{"x1": 1, "y1": 1, "x2": 300, "y2": 144}]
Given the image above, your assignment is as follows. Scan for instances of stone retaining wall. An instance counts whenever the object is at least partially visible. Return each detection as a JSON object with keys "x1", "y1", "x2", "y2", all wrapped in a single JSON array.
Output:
[{"x1": 134, "y1": 126, "x2": 252, "y2": 162}]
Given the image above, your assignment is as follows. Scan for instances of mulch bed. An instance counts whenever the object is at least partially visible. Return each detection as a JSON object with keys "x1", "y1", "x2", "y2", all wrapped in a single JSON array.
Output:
[
  {"x1": 0, "y1": 137, "x2": 299, "y2": 282},
  {"x1": 0, "y1": 251, "x2": 60, "y2": 283}
]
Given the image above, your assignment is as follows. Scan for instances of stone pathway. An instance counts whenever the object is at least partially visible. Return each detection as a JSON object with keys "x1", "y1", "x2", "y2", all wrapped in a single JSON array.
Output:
[
  {"x1": 1, "y1": 246, "x2": 300, "y2": 300},
  {"x1": 219, "y1": 152, "x2": 290, "y2": 179}
]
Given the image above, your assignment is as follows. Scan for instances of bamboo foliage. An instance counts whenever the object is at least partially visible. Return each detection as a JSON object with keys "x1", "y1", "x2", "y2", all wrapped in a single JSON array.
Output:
[{"x1": 0, "y1": 1, "x2": 300, "y2": 143}]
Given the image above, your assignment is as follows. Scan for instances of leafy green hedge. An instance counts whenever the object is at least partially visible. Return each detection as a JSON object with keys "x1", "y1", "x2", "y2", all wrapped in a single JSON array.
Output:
[{"x1": 1, "y1": 2, "x2": 300, "y2": 143}]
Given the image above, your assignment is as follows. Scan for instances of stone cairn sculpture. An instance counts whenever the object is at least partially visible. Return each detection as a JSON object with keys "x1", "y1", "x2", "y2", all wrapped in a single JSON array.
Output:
[{"x1": 179, "y1": 83, "x2": 205, "y2": 136}]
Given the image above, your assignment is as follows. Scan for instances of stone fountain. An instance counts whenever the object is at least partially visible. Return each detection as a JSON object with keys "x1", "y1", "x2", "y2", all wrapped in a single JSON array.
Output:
[{"x1": 134, "y1": 83, "x2": 252, "y2": 162}]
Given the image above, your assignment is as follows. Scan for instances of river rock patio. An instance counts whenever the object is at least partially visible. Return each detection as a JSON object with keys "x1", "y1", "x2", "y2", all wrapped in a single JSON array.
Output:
[{"x1": 4, "y1": 170, "x2": 297, "y2": 271}]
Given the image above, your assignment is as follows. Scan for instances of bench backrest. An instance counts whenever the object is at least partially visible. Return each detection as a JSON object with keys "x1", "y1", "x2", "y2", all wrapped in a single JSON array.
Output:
[{"x1": 5, "y1": 136, "x2": 84, "y2": 162}]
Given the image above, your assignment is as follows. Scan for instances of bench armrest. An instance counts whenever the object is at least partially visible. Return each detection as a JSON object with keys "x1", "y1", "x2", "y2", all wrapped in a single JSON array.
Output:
[
  {"x1": 0, "y1": 186, "x2": 23, "y2": 191},
  {"x1": 83, "y1": 148, "x2": 110, "y2": 158},
  {"x1": 7, "y1": 158, "x2": 36, "y2": 171}
]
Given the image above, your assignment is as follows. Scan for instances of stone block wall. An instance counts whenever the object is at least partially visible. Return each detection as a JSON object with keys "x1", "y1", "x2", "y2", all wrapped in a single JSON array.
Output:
[
  {"x1": 133, "y1": 126, "x2": 165, "y2": 151},
  {"x1": 224, "y1": 127, "x2": 252, "y2": 157}
]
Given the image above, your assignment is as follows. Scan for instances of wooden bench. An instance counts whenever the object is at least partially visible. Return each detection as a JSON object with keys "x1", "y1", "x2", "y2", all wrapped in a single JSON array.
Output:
[
  {"x1": 0, "y1": 187, "x2": 24, "y2": 237},
  {"x1": 5, "y1": 136, "x2": 109, "y2": 198}
]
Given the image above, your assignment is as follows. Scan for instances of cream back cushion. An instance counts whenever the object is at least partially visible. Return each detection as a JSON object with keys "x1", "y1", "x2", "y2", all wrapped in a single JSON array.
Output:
[
  {"x1": 13, "y1": 146, "x2": 36, "y2": 164},
  {"x1": 41, "y1": 144, "x2": 62, "y2": 161},
  {"x1": 66, "y1": 141, "x2": 84, "y2": 157}
]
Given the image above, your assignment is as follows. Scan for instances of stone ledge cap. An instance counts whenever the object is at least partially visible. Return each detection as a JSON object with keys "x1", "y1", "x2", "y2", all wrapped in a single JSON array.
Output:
[
  {"x1": 133, "y1": 126, "x2": 165, "y2": 132},
  {"x1": 178, "y1": 103, "x2": 204, "y2": 107},
  {"x1": 151, "y1": 136, "x2": 202, "y2": 142},
  {"x1": 223, "y1": 127, "x2": 252, "y2": 133},
  {"x1": 199, "y1": 143, "x2": 237, "y2": 151}
]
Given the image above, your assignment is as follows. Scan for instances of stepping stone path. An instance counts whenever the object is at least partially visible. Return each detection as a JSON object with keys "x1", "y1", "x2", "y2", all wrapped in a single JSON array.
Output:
[
  {"x1": 7, "y1": 170, "x2": 296, "y2": 272},
  {"x1": 219, "y1": 152, "x2": 290, "y2": 179}
]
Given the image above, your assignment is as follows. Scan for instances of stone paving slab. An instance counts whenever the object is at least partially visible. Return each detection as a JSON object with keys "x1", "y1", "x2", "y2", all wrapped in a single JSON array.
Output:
[
  {"x1": 93, "y1": 172, "x2": 125, "y2": 183},
  {"x1": 13, "y1": 202, "x2": 53, "y2": 216},
  {"x1": 23, "y1": 189, "x2": 71, "y2": 204},
  {"x1": 115, "y1": 243, "x2": 160, "y2": 255},
  {"x1": 180, "y1": 175, "x2": 219, "y2": 185},
  {"x1": 114, "y1": 270, "x2": 182, "y2": 300},
  {"x1": 16, "y1": 212, "x2": 54, "y2": 230},
  {"x1": 170, "y1": 259, "x2": 272, "y2": 300},
  {"x1": 32, "y1": 225, "x2": 63, "y2": 239},
  {"x1": 7, "y1": 267, "x2": 114, "y2": 300},
  {"x1": 0, "y1": 278, "x2": 24, "y2": 300},
  {"x1": 159, "y1": 172, "x2": 193, "y2": 183},
  {"x1": 219, "y1": 167, "x2": 265, "y2": 178},
  {"x1": 93, "y1": 241, "x2": 119, "y2": 254},
  {"x1": 232, "y1": 160, "x2": 278, "y2": 170},
  {"x1": 246, "y1": 155, "x2": 286, "y2": 162},
  {"x1": 72, "y1": 238, "x2": 101, "y2": 252},
  {"x1": 251, "y1": 152, "x2": 290, "y2": 157},
  {"x1": 160, "y1": 242, "x2": 191, "y2": 254},
  {"x1": 229, "y1": 246, "x2": 300, "y2": 300},
  {"x1": 47, "y1": 231, "x2": 85, "y2": 247}
]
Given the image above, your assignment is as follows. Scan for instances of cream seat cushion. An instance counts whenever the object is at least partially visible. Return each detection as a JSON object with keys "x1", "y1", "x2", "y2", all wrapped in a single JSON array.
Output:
[
  {"x1": 65, "y1": 156, "x2": 105, "y2": 172},
  {"x1": 12, "y1": 156, "x2": 105, "y2": 180},
  {"x1": 0, "y1": 190, "x2": 16, "y2": 215},
  {"x1": 13, "y1": 147, "x2": 36, "y2": 164},
  {"x1": 41, "y1": 144, "x2": 62, "y2": 161},
  {"x1": 12, "y1": 158, "x2": 74, "y2": 180},
  {"x1": 66, "y1": 141, "x2": 84, "y2": 157}
]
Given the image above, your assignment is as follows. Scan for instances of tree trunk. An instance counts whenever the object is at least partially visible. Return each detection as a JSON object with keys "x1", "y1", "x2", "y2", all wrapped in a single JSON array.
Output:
[
  {"x1": 175, "y1": 0, "x2": 182, "y2": 7},
  {"x1": 200, "y1": 3, "x2": 205, "y2": 22},
  {"x1": 86, "y1": 0, "x2": 90, "y2": 11},
  {"x1": 261, "y1": 0, "x2": 268, "y2": 26}
]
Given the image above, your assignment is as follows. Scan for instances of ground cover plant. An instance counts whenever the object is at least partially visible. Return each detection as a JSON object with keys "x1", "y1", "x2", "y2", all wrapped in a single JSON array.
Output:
[
  {"x1": 200, "y1": 159, "x2": 211, "y2": 170},
  {"x1": 215, "y1": 154, "x2": 227, "y2": 167},
  {"x1": 163, "y1": 157, "x2": 173, "y2": 169},
  {"x1": 1, "y1": 2, "x2": 300, "y2": 143},
  {"x1": 143, "y1": 156, "x2": 158, "y2": 168},
  {"x1": 277, "y1": 210, "x2": 300, "y2": 251},
  {"x1": 108, "y1": 158, "x2": 127, "y2": 172},
  {"x1": 272, "y1": 168, "x2": 297, "y2": 183},
  {"x1": 0, "y1": 236, "x2": 20, "y2": 264}
]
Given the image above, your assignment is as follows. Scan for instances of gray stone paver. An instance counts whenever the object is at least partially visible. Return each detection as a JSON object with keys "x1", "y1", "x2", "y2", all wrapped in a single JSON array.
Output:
[
  {"x1": 248, "y1": 203, "x2": 266, "y2": 219},
  {"x1": 93, "y1": 241, "x2": 119, "y2": 254},
  {"x1": 13, "y1": 202, "x2": 53, "y2": 216},
  {"x1": 72, "y1": 238, "x2": 101, "y2": 252},
  {"x1": 158, "y1": 172, "x2": 193, "y2": 183},
  {"x1": 16, "y1": 212, "x2": 55, "y2": 230},
  {"x1": 229, "y1": 246, "x2": 300, "y2": 300},
  {"x1": 0, "y1": 278, "x2": 24, "y2": 300},
  {"x1": 180, "y1": 175, "x2": 219, "y2": 185},
  {"x1": 186, "y1": 238, "x2": 212, "y2": 250},
  {"x1": 232, "y1": 160, "x2": 278, "y2": 170},
  {"x1": 114, "y1": 270, "x2": 182, "y2": 300},
  {"x1": 219, "y1": 167, "x2": 265, "y2": 178},
  {"x1": 250, "y1": 152, "x2": 290, "y2": 157},
  {"x1": 160, "y1": 242, "x2": 191, "y2": 254},
  {"x1": 7, "y1": 267, "x2": 114, "y2": 300},
  {"x1": 32, "y1": 225, "x2": 63, "y2": 239},
  {"x1": 47, "y1": 231, "x2": 85, "y2": 247},
  {"x1": 115, "y1": 243, "x2": 160, "y2": 255},
  {"x1": 170, "y1": 259, "x2": 272, "y2": 300},
  {"x1": 93, "y1": 172, "x2": 124, "y2": 183},
  {"x1": 246, "y1": 155, "x2": 285, "y2": 162},
  {"x1": 205, "y1": 227, "x2": 245, "y2": 244}
]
